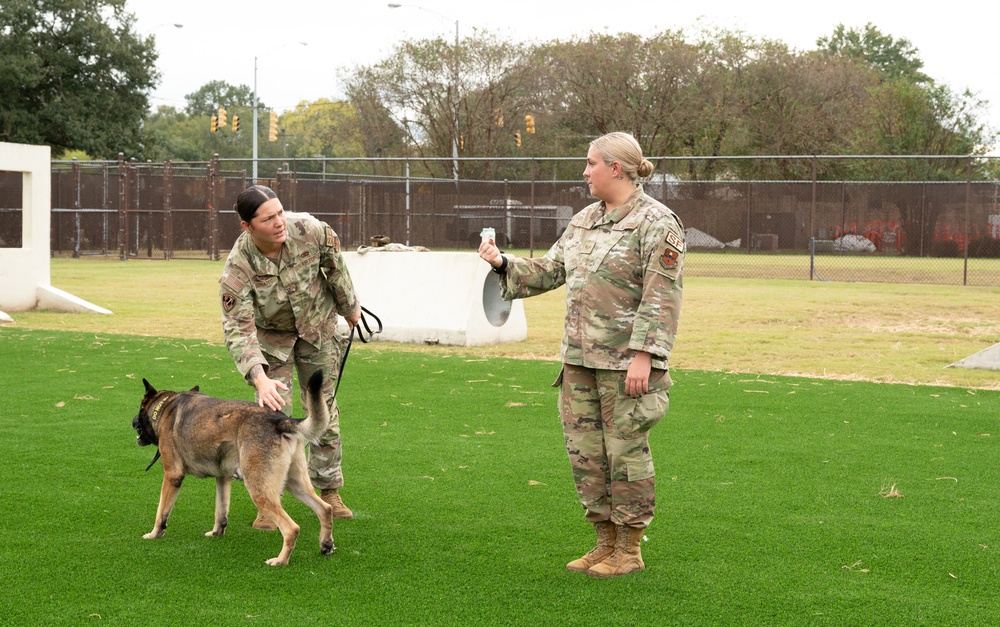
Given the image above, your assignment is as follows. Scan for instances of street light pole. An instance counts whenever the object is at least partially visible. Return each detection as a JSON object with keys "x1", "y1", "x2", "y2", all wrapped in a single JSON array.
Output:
[
  {"x1": 388, "y1": 3, "x2": 460, "y2": 186},
  {"x1": 449, "y1": 17, "x2": 459, "y2": 186},
  {"x1": 252, "y1": 55, "x2": 259, "y2": 183},
  {"x1": 252, "y1": 42, "x2": 307, "y2": 184}
]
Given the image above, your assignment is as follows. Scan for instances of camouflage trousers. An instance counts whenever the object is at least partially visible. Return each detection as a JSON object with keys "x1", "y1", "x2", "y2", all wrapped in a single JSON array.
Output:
[
  {"x1": 557, "y1": 363, "x2": 671, "y2": 528},
  {"x1": 259, "y1": 337, "x2": 344, "y2": 491}
]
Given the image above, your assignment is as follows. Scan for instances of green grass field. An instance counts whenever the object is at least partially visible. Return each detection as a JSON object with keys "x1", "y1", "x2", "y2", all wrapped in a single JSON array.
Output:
[
  {"x1": 13, "y1": 258, "x2": 1000, "y2": 389},
  {"x1": 1, "y1": 257, "x2": 999, "y2": 624},
  {"x1": 687, "y1": 250, "x2": 1000, "y2": 286},
  {"x1": 2, "y1": 329, "x2": 999, "y2": 624}
]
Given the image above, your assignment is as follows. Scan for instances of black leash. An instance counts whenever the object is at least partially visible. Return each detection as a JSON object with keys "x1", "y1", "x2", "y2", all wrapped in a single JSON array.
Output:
[{"x1": 334, "y1": 306, "x2": 383, "y2": 398}]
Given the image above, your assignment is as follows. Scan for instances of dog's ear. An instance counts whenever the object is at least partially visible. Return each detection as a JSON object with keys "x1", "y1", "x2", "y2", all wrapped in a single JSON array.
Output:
[
  {"x1": 143, "y1": 379, "x2": 156, "y2": 396},
  {"x1": 189, "y1": 385, "x2": 200, "y2": 392}
]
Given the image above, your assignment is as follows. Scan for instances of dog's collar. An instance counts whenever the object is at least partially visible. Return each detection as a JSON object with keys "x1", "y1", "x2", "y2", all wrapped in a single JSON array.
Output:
[
  {"x1": 148, "y1": 396, "x2": 170, "y2": 425},
  {"x1": 143, "y1": 396, "x2": 170, "y2": 472}
]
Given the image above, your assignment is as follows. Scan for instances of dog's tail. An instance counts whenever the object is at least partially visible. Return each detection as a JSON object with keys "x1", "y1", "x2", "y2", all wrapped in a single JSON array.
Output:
[{"x1": 296, "y1": 370, "x2": 330, "y2": 444}]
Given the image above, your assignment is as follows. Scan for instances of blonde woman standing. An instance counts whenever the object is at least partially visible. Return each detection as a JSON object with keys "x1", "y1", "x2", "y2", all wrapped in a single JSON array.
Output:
[{"x1": 479, "y1": 132, "x2": 685, "y2": 577}]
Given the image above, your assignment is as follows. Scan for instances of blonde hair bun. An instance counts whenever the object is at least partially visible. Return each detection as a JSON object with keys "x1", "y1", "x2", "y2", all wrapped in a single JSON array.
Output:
[{"x1": 637, "y1": 159, "x2": 655, "y2": 179}]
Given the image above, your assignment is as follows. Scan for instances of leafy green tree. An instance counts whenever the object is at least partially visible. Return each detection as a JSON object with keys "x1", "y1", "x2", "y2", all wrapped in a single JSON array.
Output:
[
  {"x1": 343, "y1": 31, "x2": 534, "y2": 178},
  {"x1": 184, "y1": 81, "x2": 256, "y2": 116},
  {"x1": 142, "y1": 105, "x2": 211, "y2": 162},
  {"x1": 343, "y1": 70, "x2": 406, "y2": 163},
  {"x1": 0, "y1": 0, "x2": 158, "y2": 158},
  {"x1": 281, "y1": 99, "x2": 365, "y2": 159},
  {"x1": 728, "y1": 44, "x2": 879, "y2": 178},
  {"x1": 140, "y1": 82, "x2": 271, "y2": 162},
  {"x1": 817, "y1": 23, "x2": 930, "y2": 84},
  {"x1": 532, "y1": 31, "x2": 705, "y2": 160}
]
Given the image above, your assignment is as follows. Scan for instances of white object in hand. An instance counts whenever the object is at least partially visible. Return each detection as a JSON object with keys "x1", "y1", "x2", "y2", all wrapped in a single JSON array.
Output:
[{"x1": 480, "y1": 227, "x2": 496, "y2": 244}]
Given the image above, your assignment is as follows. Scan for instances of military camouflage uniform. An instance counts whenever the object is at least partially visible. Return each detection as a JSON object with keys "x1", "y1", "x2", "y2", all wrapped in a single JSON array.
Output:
[
  {"x1": 498, "y1": 185, "x2": 684, "y2": 528},
  {"x1": 219, "y1": 212, "x2": 360, "y2": 490}
]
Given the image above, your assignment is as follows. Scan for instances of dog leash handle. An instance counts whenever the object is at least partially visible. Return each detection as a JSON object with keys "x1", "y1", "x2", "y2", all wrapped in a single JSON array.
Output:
[{"x1": 333, "y1": 306, "x2": 382, "y2": 398}]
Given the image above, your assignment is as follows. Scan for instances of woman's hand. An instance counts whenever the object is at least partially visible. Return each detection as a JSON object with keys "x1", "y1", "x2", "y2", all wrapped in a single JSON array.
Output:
[
  {"x1": 478, "y1": 239, "x2": 503, "y2": 268},
  {"x1": 625, "y1": 351, "x2": 652, "y2": 397},
  {"x1": 252, "y1": 370, "x2": 289, "y2": 411},
  {"x1": 344, "y1": 307, "x2": 361, "y2": 332}
]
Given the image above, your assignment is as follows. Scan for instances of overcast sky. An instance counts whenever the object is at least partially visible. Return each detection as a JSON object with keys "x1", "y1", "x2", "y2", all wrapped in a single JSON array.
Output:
[{"x1": 128, "y1": 0, "x2": 998, "y2": 146}]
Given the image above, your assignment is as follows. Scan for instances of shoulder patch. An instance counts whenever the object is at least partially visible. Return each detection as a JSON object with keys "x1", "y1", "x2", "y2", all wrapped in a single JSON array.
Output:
[
  {"x1": 660, "y1": 248, "x2": 680, "y2": 271},
  {"x1": 219, "y1": 268, "x2": 248, "y2": 294},
  {"x1": 324, "y1": 226, "x2": 340, "y2": 252},
  {"x1": 221, "y1": 293, "x2": 237, "y2": 313},
  {"x1": 666, "y1": 231, "x2": 684, "y2": 252},
  {"x1": 651, "y1": 221, "x2": 685, "y2": 277}
]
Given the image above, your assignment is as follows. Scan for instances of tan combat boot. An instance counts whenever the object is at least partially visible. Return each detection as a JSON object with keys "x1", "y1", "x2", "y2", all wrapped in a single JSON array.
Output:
[
  {"x1": 566, "y1": 521, "x2": 617, "y2": 572},
  {"x1": 587, "y1": 525, "x2": 645, "y2": 578},
  {"x1": 251, "y1": 513, "x2": 277, "y2": 531},
  {"x1": 321, "y1": 488, "x2": 354, "y2": 519}
]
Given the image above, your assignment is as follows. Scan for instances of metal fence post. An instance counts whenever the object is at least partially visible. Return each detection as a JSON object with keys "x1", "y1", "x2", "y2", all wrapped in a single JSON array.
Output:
[
  {"x1": 209, "y1": 154, "x2": 220, "y2": 261},
  {"x1": 72, "y1": 160, "x2": 81, "y2": 259},
  {"x1": 117, "y1": 153, "x2": 127, "y2": 261},
  {"x1": 964, "y1": 155, "x2": 971, "y2": 285},
  {"x1": 810, "y1": 156, "x2": 817, "y2": 274},
  {"x1": 164, "y1": 160, "x2": 173, "y2": 260},
  {"x1": 405, "y1": 159, "x2": 411, "y2": 246},
  {"x1": 744, "y1": 181, "x2": 752, "y2": 253},
  {"x1": 101, "y1": 162, "x2": 109, "y2": 256},
  {"x1": 504, "y1": 179, "x2": 511, "y2": 247},
  {"x1": 529, "y1": 158, "x2": 536, "y2": 257}
]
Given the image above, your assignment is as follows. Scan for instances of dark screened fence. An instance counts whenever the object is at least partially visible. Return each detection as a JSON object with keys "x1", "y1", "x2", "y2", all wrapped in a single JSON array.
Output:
[{"x1": 1, "y1": 154, "x2": 998, "y2": 285}]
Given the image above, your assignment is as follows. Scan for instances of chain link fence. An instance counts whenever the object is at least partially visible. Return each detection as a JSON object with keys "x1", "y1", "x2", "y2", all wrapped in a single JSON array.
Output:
[{"x1": 1, "y1": 154, "x2": 998, "y2": 285}]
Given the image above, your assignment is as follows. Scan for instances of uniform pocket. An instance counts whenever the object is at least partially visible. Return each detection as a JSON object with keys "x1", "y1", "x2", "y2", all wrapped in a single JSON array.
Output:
[
  {"x1": 551, "y1": 366, "x2": 565, "y2": 388},
  {"x1": 626, "y1": 459, "x2": 655, "y2": 481},
  {"x1": 611, "y1": 369, "x2": 671, "y2": 438}
]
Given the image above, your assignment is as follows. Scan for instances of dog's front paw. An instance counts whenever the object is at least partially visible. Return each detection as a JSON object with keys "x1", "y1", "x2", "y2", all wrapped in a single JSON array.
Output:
[
  {"x1": 205, "y1": 528, "x2": 226, "y2": 537},
  {"x1": 142, "y1": 530, "x2": 164, "y2": 540},
  {"x1": 321, "y1": 540, "x2": 335, "y2": 555},
  {"x1": 265, "y1": 557, "x2": 289, "y2": 566}
]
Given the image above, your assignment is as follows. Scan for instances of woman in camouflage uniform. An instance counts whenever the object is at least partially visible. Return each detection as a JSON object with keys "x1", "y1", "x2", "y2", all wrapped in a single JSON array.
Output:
[
  {"x1": 479, "y1": 132, "x2": 684, "y2": 578},
  {"x1": 219, "y1": 185, "x2": 361, "y2": 524}
]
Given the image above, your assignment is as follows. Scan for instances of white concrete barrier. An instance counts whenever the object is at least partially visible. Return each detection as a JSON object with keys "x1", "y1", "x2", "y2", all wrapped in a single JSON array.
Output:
[
  {"x1": 0, "y1": 142, "x2": 51, "y2": 311},
  {"x1": 948, "y1": 343, "x2": 1000, "y2": 371},
  {"x1": 342, "y1": 251, "x2": 527, "y2": 346},
  {"x1": 0, "y1": 141, "x2": 109, "y2": 315}
]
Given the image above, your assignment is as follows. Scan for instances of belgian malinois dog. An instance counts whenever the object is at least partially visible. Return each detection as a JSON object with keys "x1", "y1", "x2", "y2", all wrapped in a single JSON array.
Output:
[{"x1": 131, "y1": 370, "x2": 335, "y2": 566}]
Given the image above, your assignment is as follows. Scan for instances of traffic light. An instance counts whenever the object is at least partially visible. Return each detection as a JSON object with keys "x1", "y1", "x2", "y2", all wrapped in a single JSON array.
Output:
[
  {"x1": 525, "y1": 114, "x2": 535, "y2": 134},
  {"x1": 232, "y1": 115, "x2": 240, "y2": 133},
  {"x1": 514, "y1": 131, "x2": 521, "y2": 148},
  {"x1": 268, "y1": 110, "x2": 279, "y2": 142},
  {"x1": 210, "y1": 115, "x2": 218, "y2": 133},
  {"x1": 217, "y1": 106, "x2": 227, "y2": 129}
]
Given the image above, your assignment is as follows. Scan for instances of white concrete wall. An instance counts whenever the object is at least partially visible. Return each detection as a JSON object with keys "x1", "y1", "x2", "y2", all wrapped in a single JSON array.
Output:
[
  {"x1": 343, "y1": 251, "x2": 527, "y2": 346},
  {"x1": 948, "y1": 343, "x2": 1000, "y2": 371},
  {"x1": 0, "y1": 142, "x2": 51, "y2": 311},
  {"x1": 0, "y1": 142, "x2": 109, "y2": 315}
]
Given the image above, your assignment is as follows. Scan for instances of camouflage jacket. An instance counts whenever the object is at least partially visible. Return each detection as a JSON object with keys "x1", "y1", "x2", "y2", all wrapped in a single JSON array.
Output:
[
  {"x1": 219, "y1": 212, "x2": 360, "y2": 379},
  {"x1": 500, "y1": 185, "x2": 684, "y2": 371}
]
